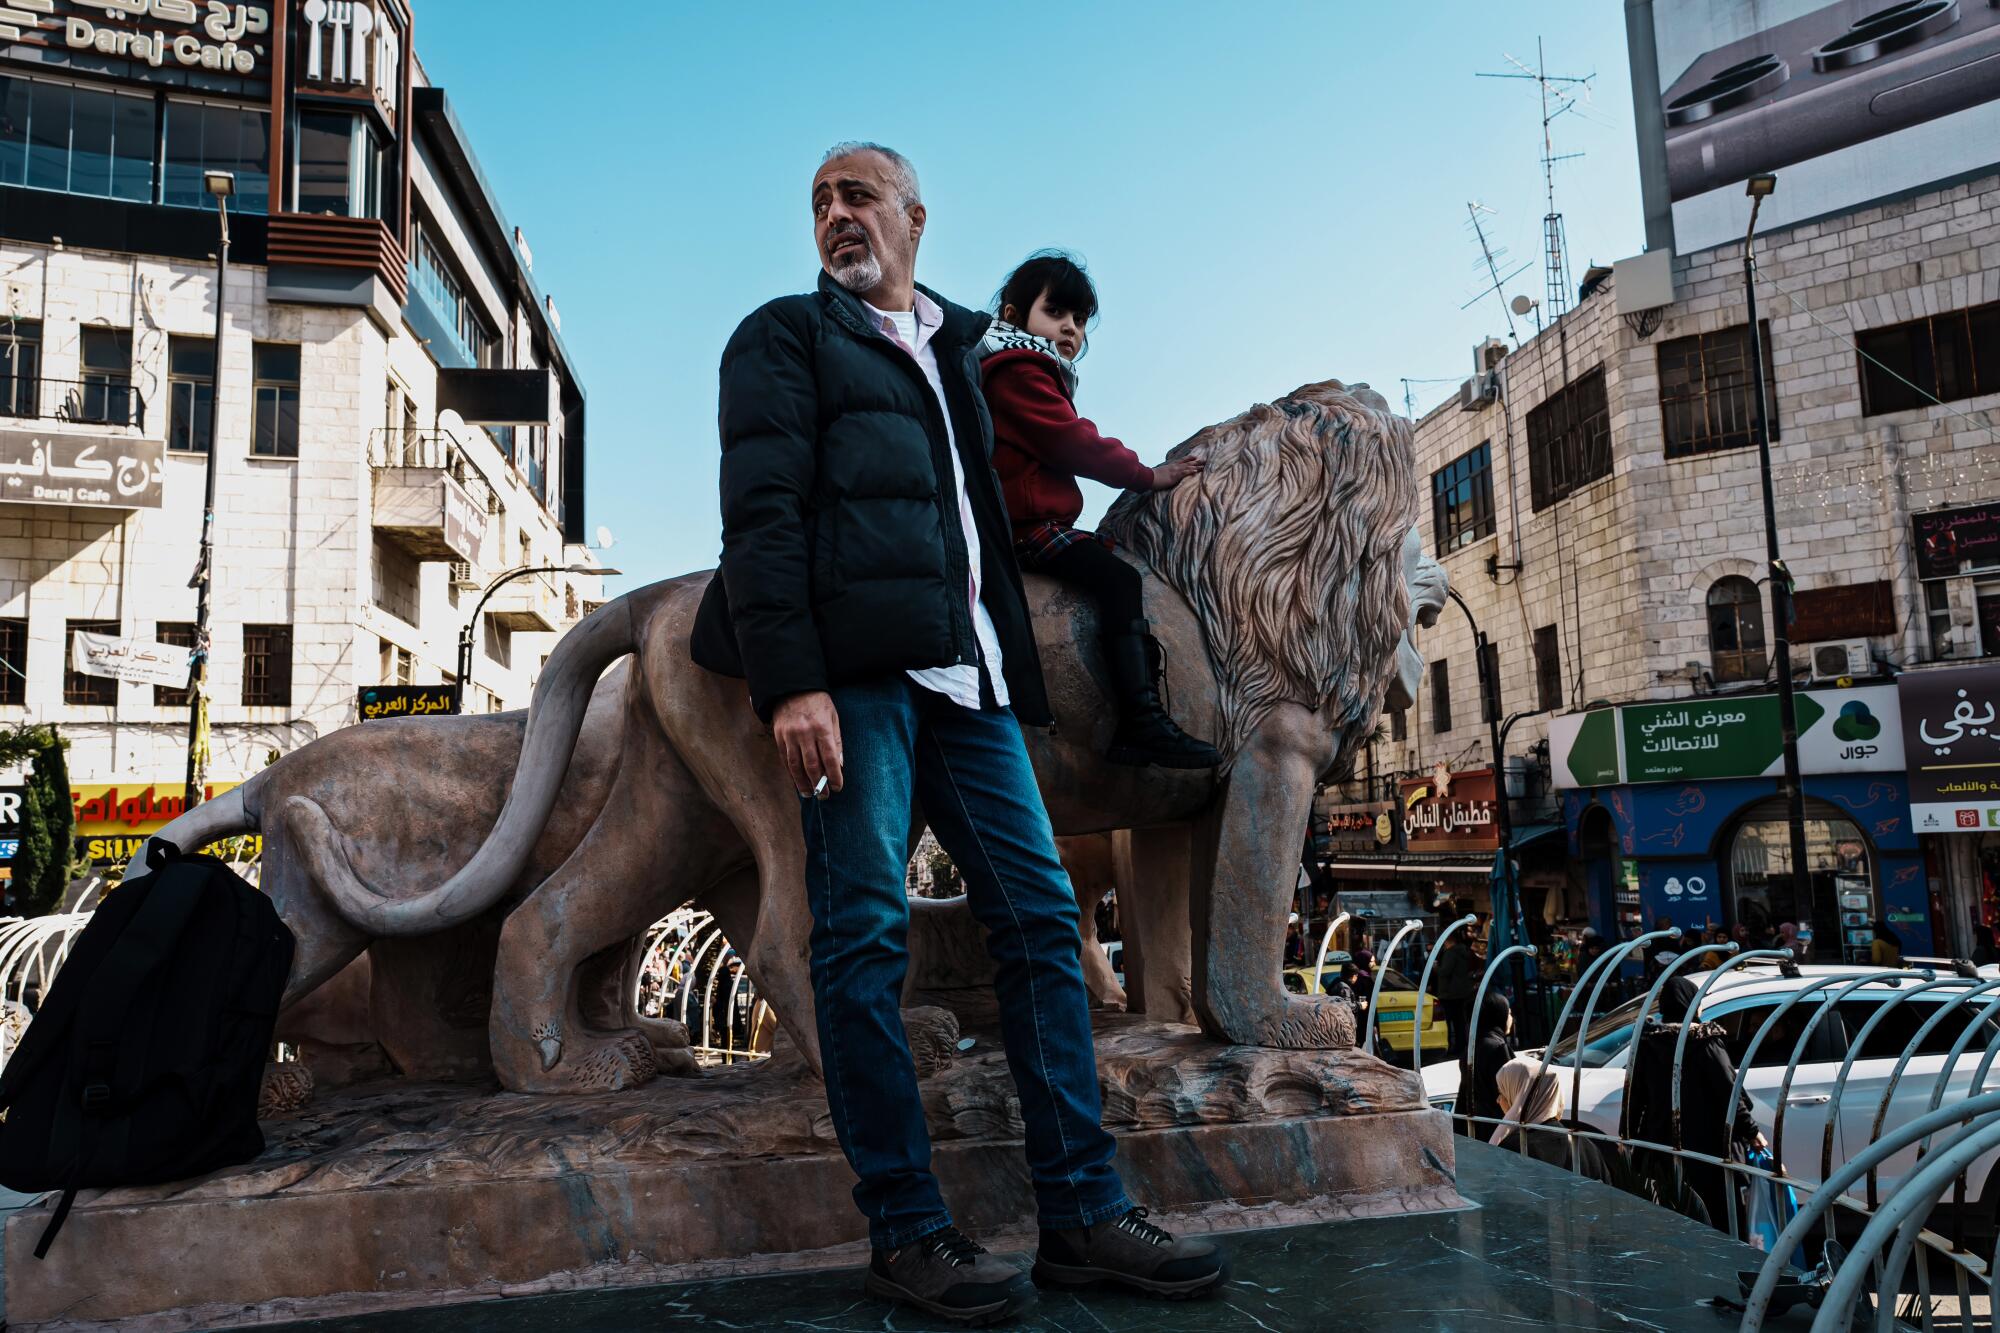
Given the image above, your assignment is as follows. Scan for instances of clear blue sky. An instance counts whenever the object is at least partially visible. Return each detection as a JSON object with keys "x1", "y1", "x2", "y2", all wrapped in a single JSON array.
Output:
[{"x1": 417, "y1": 3, "x2": 1645, "y2": 588}]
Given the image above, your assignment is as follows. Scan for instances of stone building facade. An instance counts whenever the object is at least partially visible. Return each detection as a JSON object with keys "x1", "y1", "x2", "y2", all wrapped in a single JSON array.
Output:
[
  {"x1": 0, "y1": 2, "x2": 600, "y2": 848},
  {"x1": 1359, "y1": 167, "x2": 2000, "y2": 956}
]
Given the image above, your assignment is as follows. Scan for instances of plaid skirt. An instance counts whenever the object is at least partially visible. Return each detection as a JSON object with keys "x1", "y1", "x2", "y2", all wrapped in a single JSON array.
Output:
[{"x1": 1015, "y1": 521, "x2": 1114, "y2": 570}]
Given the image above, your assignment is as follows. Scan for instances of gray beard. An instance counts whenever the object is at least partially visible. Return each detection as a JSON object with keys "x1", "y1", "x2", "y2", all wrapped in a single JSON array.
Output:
[{"x1": 829, "y1": 249, "x2": 883, "y2": 294}]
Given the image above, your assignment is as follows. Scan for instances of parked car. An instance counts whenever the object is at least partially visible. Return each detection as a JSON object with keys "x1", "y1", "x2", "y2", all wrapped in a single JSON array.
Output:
[
  {"x1": 1287, "y1": 962, "x2": 1446, "y2": 1055},
  {"x1": 1422, "y1": 964, "x2": 2000, "y2": 1243},
  {"x1": 1101, "y1": 939, "x2": 1124, "y2": 990}
]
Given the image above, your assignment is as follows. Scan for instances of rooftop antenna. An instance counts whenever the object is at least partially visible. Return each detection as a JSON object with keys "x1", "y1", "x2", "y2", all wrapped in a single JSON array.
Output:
[
  {"x1": 1462, "y1": 202, "x2": 1532, "y2": 342},
  {"x1": 1399, "y1": 376, "x2": 1462, "y2": 419},
  {"x1": 1479, "y1": 38, "x2": 1593, "y2": 320}
]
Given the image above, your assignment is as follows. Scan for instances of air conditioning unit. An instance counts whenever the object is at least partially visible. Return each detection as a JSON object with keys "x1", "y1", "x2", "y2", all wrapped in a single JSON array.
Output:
[
  {"x1": 1474, "y1": 338, "x2": 1509, "y2": 376},
  {"x1": 1457, "y1": 375, "x2": 1499, "y2": 412},
  {"x1": 449, "y1": 561, "x2": 481, "y2": 590},
  {"x1": 1808, "y1": 639, "x2": 1873, "y2": 683}
]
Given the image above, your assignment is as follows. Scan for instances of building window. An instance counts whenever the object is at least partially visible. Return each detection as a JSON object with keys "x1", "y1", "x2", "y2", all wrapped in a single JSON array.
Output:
[
  {"x1": 0, "y1": 618, "x2": 25, "y2": 707},
  {"x1": 1858, "y1": 299, "x2": 2000, "y2": 415},
  {"x1": 1926, "y1": 583, "x2": 1954, "y2": 660},
  {"x1": 154, "y1": 622, "x2": 196, "y2": 707},
  {"x1": 242, "y1": 624, "x2": 293, "y2": 706},
  {"x1": 1534, "y1": 625, "x2": 1562, "y2": 713},
  {"x1": 162, "y1": 99, "x2": 271, "y2": 214},
  {"x1": 1430, "y1": 658, "x2": 1452, "y2": 735},
  {"x1": 1431, "y1": 442, "x2": 1494, "y2": 553},
  {"x1": 0, "y1": 76, "x2": 156, "y2": 203},
  {"x1": 1477, "y1": 641, "x2": 1500, "y2": 724},
  {"x1": 64, "y1": 618, "x2": 119, "y2": 706},
  {"x1": 168, "y1": 336, "x2": 216, "y2": 453},
  {"x1": 408, "y1": 221, "x2": 499, "y2": 370},
  {"x1": 76, "y1": 327, "x2": 138, "y2": 427},
  {"x1": 0, "y1": 319, "x2": 38, "y2": 419},
  {"x1": 1526, "y1": 366, "x2": 1611, "y2": 511},
  {"x1": 1389, "y1": 706, "x2": 1407, "y2": 742},
  {"x1": 1658, "y1": 321, "x2": 1778, "y2": 459},
  {"x1": 295, "y1": 110, "x2": 388, "y2": 218},
  {"x1": 252, "y1": 343, "x2": 300, "y2": 457},
  {"x1": 1708, "y1": 576, "x2": 1768, "y2": 684},
  {"x1": 525, "y1": 426, "x2": 548, "y2": 504}
]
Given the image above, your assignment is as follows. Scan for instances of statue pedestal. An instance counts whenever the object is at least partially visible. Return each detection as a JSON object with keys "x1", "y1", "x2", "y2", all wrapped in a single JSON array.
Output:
[{"x1": 6, "y1": 1016, "x2": 1460, "y2": 1331}]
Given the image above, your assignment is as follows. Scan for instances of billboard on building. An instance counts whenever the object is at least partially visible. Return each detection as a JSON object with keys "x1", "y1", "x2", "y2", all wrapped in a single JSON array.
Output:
[
  {"x1": 1636, "y1": 0, "x2": 2000, "y2": 253},
  {"x1": 1901, "y1": 663, "x2": 2000, "y2": 832},
  {"x1": 1551, "y1": 682, "x2": 1902, "y2": 787},
  {"x1": 0, "y1": 430, "x2": 162, "y2": 509}
]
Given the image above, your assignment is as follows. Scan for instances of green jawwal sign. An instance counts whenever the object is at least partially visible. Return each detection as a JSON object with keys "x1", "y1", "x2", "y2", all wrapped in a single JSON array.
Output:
[
  {"x1": 1550, "y1": 683, "x2": 1902, "y2": 789},
  {"x1": 1622, "y1": 695, "x2": 1824, "y2": 782}
]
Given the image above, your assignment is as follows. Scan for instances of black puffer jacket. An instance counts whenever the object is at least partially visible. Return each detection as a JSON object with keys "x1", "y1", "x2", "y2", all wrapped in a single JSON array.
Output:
[{"x1": 690, "y1": 273, "x2": 1051, "y2": 725}]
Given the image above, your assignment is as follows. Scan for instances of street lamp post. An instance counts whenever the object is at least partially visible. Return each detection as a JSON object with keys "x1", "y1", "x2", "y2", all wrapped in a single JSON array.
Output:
[
  {"x1": 182, "y1": 170, "x2": 234, "y2": 810},
  {"x1": 455, "y1": 563, "x2": 620, "y2": 714},
  {"x1": 1742, "y1": 172, "x2": 1814, "y2": 917}
]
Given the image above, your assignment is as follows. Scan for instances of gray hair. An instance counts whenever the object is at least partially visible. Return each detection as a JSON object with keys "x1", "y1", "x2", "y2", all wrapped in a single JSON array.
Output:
[{"x1": 820, "y1": 141, "x2": 921, "y2": 213}]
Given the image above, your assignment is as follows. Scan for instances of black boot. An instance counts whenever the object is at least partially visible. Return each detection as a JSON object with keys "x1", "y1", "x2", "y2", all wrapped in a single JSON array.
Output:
[{"x1": 1103, "y1": 623, "x2": 1224, "y2": 769}]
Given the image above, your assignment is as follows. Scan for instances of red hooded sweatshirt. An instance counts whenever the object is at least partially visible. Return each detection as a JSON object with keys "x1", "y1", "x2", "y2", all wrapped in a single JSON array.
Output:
[{"x1": 981, "y1": 343, "x2": 1153, "y2": 543}]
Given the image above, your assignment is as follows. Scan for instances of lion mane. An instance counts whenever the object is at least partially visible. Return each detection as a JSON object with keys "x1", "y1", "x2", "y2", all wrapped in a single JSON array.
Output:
[{"x1": 1102, "y1": 379, "x2": 1417, "y2": 769}]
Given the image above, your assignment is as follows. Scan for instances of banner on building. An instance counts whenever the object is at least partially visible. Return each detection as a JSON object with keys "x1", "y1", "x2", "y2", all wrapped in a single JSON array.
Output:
[
  {"x1": 358, "y1": 684, "x2": 456, "y2": 720},
  {"x1": 1552, "y1": 683, "x2": 1902, "y2": 788},
  {"x1": 0, "y1": 782, "x2": 248, "y2": 864},
  {"x1": 70, "y1": 630, "x2": 191, "y2": 688},
  {"x1": 0, "y1": 430, "x2": 163, "y2": 510},
  {"x1": 1901, "y1": 664, "x2": 2000, "y2": 833},
  {"x1": 1319, "y1": 801, "x2": 1392, "y2": 854},
  {"x1": 1914, "y1": 502, "x2": 2000, "y2": 581},
  {"x1": 1629, "y1": 1, "x2": 2000, "y2": 253},
  {"x1": 1399, "y1": 768, "x2": 1500, "y2": 854}
]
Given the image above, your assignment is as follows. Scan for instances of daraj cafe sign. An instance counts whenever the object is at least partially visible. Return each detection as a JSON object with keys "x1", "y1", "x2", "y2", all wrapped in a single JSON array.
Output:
[
  {"x1": 0, "y1": 430, "x2": 163, "y2": 510},
  {"x1": 1398, "y1": 768, "x2": 1501, "y2": 854},
  {"x1": 1902, "y1": 664, "x2": 2000, "y2": 833},
  {"x1": 0, "y1": 1, "x2": 271, "y2": 76}
]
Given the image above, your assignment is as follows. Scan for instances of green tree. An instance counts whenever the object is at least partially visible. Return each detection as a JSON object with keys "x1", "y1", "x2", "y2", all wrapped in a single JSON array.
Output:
[
  {"x1": 2, "y1": 725, "x2": 76, "y2": 917},
  {"x1": 924, "y1": 846, "x2": 962, "y2": 898}
]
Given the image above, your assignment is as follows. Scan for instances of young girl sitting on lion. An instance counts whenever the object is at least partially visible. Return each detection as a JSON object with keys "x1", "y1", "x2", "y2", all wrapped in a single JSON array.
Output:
[{"x1": 981, "y1": 251, "x2": 1221, "y2": 769}]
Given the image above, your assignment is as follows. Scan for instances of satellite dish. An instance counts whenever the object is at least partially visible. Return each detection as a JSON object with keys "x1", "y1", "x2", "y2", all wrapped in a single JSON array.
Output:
[
  {"x1": 436, "y1": 408, "x2": 467, "y2": 442},
  {"x1": 1510, "y1": 294, "x2": 1536, "y2": 316},
  {"x1": 594, "y1": 525, "x2": 616, "y2": 550}
]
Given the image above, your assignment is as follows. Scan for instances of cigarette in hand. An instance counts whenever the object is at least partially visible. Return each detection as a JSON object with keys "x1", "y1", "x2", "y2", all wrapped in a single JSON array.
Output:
[{"x1": 813, "y1": 775, "x2": 829, "y2": 800}]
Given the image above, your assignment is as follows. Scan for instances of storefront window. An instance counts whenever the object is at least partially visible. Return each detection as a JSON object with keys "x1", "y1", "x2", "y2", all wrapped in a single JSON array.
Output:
[
  {"x1": 1728, "y1": 812, "x2": 1875, "y2": 962},
  {"x1": 163, "y1": 99, "x2": 271, "y2": 214},
  {"x1": 295, "y1": 110, "x2": 388, "y2": 219},
  {"x1": 0, "y1": 76, "x2": 156, "y2": 203}
]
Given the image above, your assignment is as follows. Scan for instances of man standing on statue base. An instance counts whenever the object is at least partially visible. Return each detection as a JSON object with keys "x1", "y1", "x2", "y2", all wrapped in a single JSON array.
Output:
[{"x1": 689, "y1": 141, "x2": 1225, "y2": 1324}]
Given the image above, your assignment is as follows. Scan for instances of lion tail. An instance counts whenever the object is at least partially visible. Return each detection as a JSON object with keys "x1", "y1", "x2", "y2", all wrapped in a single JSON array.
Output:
[
  {"x1": 140, "y1": 783, "x2": 256, "y2": 868},
  {"x1": 301, "y1": 591, "x2": 642, "y2": 936}
]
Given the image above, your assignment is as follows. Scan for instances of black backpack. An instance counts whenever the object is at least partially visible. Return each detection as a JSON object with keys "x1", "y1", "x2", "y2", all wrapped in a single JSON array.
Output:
[{"x1": 0, "y1": 839, "x2": 295, "y2": 1257}]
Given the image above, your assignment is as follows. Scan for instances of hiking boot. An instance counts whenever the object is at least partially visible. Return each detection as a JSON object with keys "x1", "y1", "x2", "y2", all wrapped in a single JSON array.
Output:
[
  {"x1": 865, "y1": 1226, "x2": 1036, "y2": 1326},
  {"x1": 1103, "y1": 625, "x2": 1224, "y2": 769},
  {"x1": 1033, "y1": 1206, "x2": 1227, "y2": 1298}
]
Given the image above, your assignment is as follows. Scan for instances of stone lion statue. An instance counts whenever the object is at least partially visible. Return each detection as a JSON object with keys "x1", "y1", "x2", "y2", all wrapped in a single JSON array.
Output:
[{"x1": 150, "y1": 378, "x2": 1445, "y2": 1092}]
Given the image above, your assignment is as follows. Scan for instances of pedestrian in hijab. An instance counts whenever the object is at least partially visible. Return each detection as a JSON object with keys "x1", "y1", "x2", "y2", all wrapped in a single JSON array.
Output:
[{"x1": 1490, "y1": 1057, "x2": 1613, "y2": 1184}]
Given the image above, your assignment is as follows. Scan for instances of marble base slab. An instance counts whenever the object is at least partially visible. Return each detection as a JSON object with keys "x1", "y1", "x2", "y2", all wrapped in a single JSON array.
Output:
[{"x1": 5, "y1": 1015, "x2": 1460, "y2": 1331}]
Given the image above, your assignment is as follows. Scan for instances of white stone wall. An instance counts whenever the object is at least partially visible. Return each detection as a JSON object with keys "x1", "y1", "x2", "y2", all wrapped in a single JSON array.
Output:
[
  {"x1": 1378, "y1": 170, "x2": 2000, "y2": 784},
  {"x1": 0, "y1": 231, "x2": 591, "y2": 785}
]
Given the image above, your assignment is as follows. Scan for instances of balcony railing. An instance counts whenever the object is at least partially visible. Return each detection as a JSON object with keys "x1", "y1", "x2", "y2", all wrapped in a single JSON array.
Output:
[
  {"x1": 367, "y1": 427, "x2": 496, "y2": 515},
  {"x1": 0, "y1": 374, "x2": 147, "y2": 430}
]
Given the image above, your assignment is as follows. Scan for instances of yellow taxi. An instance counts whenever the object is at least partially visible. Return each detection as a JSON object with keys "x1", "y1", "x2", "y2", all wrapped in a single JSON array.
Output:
[{"x1": 1284, "y1": 962, "x2": 1446, "y2": 1055}]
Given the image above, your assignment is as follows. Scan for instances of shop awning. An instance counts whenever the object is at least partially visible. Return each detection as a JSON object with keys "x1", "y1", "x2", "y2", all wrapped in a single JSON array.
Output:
[{"x1": 1323, "y1": 824, "x2": 1565, "y2": 880}]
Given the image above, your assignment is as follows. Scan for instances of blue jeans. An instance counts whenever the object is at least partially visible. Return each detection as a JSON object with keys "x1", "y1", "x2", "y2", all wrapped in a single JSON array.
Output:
[{"x1": 800, "y1": 676, "x2": 1131, "y2": 1249}]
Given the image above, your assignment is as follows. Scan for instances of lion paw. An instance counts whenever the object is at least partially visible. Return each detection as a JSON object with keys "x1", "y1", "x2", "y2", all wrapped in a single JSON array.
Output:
[
  {"x1": 566, "y1": 1030, "x2": 660, "y2": 1092},
  {"x1": 1249, "y1": 995, "x2": 1357, "y2": 1050},
  {"x1": 257, "y1": 1060, "x2": 315, "y2": 1118}
]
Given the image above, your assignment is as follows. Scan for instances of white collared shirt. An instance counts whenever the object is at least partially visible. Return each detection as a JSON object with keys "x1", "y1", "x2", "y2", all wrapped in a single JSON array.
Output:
[{"x1": 863, "y1": 292, "x2": 1008, "y2": 710}]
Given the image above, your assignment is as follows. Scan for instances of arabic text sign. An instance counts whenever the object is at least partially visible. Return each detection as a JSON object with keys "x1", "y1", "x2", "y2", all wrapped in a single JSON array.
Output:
[
  {"x1": 441, "y1": 476, "x2": 485, "y2": 565},
  {"x1": 70, "y1": 631, "x2": 190, "y2": 688},
  {"x1": 1901, "y1": 664, "x2": 2000, "y2": 832},
  {"x1": 358, "y1": 684, "x2": 457, "y2": 721},
  {"x1": 1, "y1": 2, "x2": 273, "y2": 79},
  {"x1": 1915, "y1": 503, "x2": 2000, "y2": 581},
  {"x1": 0, "y1": 429, "x2": 163, "y2": 510},
  {"x1": 1555, "y1": 684, "x2": 1902, "y2": 788},
  {"x1": 1399, "y1": 768, "x2": 1500, "y2": 854}
]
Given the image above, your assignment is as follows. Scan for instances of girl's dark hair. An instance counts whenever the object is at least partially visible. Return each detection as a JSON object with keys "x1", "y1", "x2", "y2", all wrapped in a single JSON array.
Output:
[{"x1": 994, "y1": 249, "x2": 1099, "y2": 331}]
